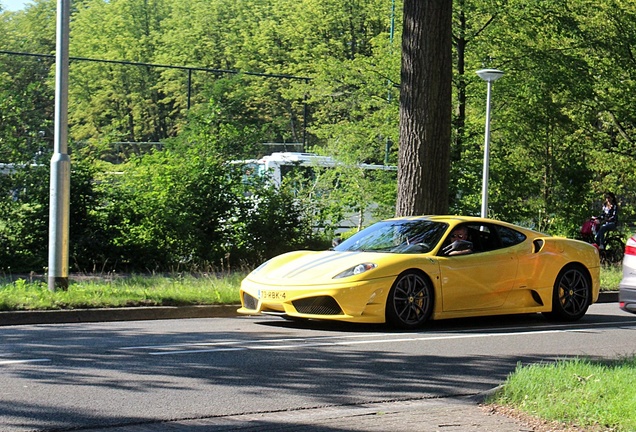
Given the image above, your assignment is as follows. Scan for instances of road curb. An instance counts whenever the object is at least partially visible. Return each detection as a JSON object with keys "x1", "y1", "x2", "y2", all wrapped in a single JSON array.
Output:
[
  {"x1": 598, "y1": 291, "x2": 618, "y2": 303},
  {"x1": 0, "y1": 292, "x2": 620, "y2": 327},
  {"x1": 0, "y1": 304, "x2": 240, "y2": 326}
]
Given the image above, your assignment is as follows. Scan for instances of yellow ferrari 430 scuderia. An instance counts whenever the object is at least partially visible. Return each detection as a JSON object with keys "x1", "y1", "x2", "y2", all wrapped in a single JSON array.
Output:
[{"x1": 238, "y1": 216, "x2": 600, "y2": 329}]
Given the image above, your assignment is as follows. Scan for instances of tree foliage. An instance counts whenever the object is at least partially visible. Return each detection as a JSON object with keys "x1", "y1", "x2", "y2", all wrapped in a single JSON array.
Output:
[{"x1": 2, "y1": 0, "x2": 636, "y2": 272}]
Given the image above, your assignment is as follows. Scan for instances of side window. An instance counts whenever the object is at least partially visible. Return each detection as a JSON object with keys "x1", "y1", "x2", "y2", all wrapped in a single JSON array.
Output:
[
  {"x1": 495, "y1": 226, "x2": 527, "y2": 247},
  {"x1": 467, "y1": 224, "x2": 498, "y2": 252}
]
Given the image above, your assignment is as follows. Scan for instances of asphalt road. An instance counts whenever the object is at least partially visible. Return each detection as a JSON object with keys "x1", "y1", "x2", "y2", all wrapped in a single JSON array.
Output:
[{"x1": 1, "y1": 302, "x2": 635, "y2": 432}]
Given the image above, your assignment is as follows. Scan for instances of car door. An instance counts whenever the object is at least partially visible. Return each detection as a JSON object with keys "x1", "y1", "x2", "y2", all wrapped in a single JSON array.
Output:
[{"x1": 438, "y1": 223, "x2": 519, "y2": 311}]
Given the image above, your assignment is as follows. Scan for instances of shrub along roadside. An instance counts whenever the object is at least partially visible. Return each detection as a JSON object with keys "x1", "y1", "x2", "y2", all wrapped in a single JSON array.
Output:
[{"x1": 0, "y1": 155, "x2": 332, "y2": 274}]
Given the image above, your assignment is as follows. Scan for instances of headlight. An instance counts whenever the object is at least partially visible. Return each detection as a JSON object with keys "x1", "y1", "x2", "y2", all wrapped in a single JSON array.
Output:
[{"x1": 333, "y1": 263, "x2": 377, "y2": 279}]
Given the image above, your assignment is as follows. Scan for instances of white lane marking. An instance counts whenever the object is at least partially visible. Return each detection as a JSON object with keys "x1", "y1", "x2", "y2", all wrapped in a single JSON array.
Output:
[
  {"x1": 120, "y1": 340, "x2": 245, "y2": 350},
  {"x1": 120, "y1": 333, "x2": 397, "y2": 350},
  {"x1": 0, "y1": 359, "x2": 51, "y2": 365},
  {"x1": 146, "y1": 328, "x2": 589, "y2": 356},
  {"x1": 122, "y1": 320, "x2": 636, "y2": 357},
  {"x1": 151, "y1": 347, "x2": 245, "y2": 355}
]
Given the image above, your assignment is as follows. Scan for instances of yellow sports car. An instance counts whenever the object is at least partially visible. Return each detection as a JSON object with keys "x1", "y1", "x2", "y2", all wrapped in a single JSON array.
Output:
[{"x1": 238, "y1": 216, "x2": 601, "y2": 329}]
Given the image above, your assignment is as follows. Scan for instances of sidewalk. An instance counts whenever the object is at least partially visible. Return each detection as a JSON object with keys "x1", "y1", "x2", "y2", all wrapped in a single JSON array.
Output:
[{"x1": 81, "y1": 396, "x2": 556, "y2": 432}]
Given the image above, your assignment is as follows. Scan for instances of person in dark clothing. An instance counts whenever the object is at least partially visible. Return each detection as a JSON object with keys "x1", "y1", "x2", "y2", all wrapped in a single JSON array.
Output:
[
  {"x1": 443, "y1": 225, "x2": 473, "y2": 256},
  {"x1": 594, "y1": 192, "x2": 618, "y2": 250}
]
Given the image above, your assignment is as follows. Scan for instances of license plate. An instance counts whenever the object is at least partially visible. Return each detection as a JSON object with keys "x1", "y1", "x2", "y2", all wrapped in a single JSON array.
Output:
[{"x1": 259, "y1": 290, "x2": 287, "y2": 300}]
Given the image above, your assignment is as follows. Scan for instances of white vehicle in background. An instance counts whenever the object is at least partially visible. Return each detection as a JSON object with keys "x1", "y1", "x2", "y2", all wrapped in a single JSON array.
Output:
[
  {"x1": 619, "y1": 234, "x2": 636, "y2": 314},
  {"x1": 0, "y1": 163, "x2": 41, "y2": 174},
  {"x1": 231, "y1": 152, "x2": 397, "y2": 231},
  {"x1": 0, "y1": 163, "x2": 16, "y2": 175},
  {"x1": 233, "y1": 152, "x2": 396, "y2": 188}
]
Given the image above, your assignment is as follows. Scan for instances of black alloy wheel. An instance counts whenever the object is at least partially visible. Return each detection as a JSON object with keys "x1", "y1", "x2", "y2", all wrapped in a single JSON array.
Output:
[
  {"x1": 543, "y1": 264, "x2": 591, "y2": 322},
  {"x1": 385, "y1": 270, "x2": 433, "y2": 329}
]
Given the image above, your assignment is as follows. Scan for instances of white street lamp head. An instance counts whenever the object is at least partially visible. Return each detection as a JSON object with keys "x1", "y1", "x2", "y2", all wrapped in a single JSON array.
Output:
[{"x1": 476, "y1": 68, "x2": 504, "y2": 82}]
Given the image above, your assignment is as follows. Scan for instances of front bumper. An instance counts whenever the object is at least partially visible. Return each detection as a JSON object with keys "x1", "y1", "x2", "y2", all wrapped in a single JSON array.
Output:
[{"x1": 237, "y1": 276, "x2": 396, "y2": 323}]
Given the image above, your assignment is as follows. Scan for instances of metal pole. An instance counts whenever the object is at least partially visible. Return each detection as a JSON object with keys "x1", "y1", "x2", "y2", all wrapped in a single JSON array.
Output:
[
  {"x1": 48, "y1": 0, "x2": 71, "y2": 291},
  {"x1": 303, "y1": 78, "x2": 309, "y2": 149},
  {"x1": 476, "y1": 68, "x2": 503, "y2": 218},
  {"x1": 480, "y1": 80, "x2": 493, "y2": 218},
  {"x1": 187, "y1": 68, "x2": 192, "y2": 109}
]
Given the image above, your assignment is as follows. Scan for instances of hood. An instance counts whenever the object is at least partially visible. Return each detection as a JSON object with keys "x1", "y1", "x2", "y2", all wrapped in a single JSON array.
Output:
[{"x1": 248, "y1": 250, "x2": 388, "y2": 283}]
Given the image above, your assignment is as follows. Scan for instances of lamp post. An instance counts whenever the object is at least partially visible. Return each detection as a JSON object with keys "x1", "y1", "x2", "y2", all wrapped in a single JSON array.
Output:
[
  {"x1": 49, "y1": 0, "x2": 71, "y2": 291},
  {"x1": 476, "y1": 68, "x2": 504, "y2": 218}
]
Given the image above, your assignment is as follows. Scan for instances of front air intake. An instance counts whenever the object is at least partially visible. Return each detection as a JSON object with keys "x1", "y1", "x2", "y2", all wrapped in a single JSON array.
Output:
[
  {"x1": 292, "y1": 296, "x2": 342, "y2": 315},
  {"x1": 242, "y1": 293, "x2": 259, "y2": 310}
]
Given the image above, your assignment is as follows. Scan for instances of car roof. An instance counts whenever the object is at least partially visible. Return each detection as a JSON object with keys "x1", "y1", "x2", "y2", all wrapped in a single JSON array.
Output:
[
  {"x1": 387, "y1": 215, "x2": 492, "y2": 223},
  {"x1": 384, "y1": 215, "x2": 547, "y2": 236}
]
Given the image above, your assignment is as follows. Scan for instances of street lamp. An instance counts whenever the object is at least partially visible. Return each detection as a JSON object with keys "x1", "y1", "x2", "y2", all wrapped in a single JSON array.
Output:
[{"x1": 476, "y1": 68, "x2": 504, "y2": 218}]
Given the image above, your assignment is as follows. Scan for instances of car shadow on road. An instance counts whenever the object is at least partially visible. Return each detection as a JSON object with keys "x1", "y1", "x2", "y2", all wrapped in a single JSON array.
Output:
[{"x1": 254, "y1": 310, "x2": 635, "y2": 333}]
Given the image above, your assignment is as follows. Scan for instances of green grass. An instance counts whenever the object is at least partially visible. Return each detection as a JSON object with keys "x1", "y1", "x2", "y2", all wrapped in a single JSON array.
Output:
[
  {"x1": 600, "y1": 264, "x2": 622, "y2": 291},
  {"x1": 0, "y1": 273, "x2": 243, "y2": 311},
  {"x1": 0, "y1": 265, "x2": 622, "y2": 312},
  {"x1": 489, "y1": 357, "x2": 636, "y2": 431}
]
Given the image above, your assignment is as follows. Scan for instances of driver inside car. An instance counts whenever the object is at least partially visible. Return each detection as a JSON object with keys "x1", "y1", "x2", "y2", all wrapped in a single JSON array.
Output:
[{"x1": 442, "y1": 225, "x2": 473, "y2": 256}]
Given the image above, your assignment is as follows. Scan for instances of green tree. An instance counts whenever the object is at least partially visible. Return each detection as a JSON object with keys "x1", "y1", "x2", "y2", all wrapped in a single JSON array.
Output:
[
  {"x1": 0, "y1": 0, "x2": 56, "y2": 164},
  {"x1": 574, "y1": 0, "x2": 636, "y2": 223},
  {"x1": 0, "y1": 161, "x2": 101, "y2": 273},
  {"x1": 69, "y1": 0, "x2": 175, "y2": 150},
  {"x1": 449, "y1": 1, "x2": 612, "y2": 234}
]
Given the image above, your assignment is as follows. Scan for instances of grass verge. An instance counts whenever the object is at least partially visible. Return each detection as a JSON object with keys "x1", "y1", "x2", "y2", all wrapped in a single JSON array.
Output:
[
  {"x1": 600, "y1": 264, "x2": 622, "y2": 292},
  {"x1": 488, "y1": 356, "x2": 636, "y2": 431},
  {"x1": 0, "y1": 273, "x2": 244, "y2": 311},
  {"x1": 0, "y1": 265, "x2": 622, "y2": 312}
]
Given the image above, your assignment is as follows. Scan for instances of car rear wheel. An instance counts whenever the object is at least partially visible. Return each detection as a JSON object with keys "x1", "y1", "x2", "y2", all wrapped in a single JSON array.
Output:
[
  {"x1": 385, "y1": 270, "x2": 433, "y2": 329},
  {"x1": 543, "y1": 264, "x2": 591, "y2": 322}
]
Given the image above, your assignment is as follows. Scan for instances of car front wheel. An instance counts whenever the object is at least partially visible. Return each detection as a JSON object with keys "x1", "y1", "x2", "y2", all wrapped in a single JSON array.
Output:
[
  {"x1": 543, "y1": 264, "x2": 591, "y2": 322},
  {"x1": 385, "y1": 270, "x2": 433, "y2": 329}
]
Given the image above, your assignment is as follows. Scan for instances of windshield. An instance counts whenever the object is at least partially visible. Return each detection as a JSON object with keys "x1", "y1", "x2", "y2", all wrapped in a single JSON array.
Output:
[{"x1": 334, "y1": 220, "x2": 448, "y2": 254}]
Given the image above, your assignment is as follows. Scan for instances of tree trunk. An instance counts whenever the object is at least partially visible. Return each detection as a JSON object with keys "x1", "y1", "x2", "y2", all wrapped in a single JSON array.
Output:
[{"x1": 395, "y1": 0, "x2": 452, "y2": 217}]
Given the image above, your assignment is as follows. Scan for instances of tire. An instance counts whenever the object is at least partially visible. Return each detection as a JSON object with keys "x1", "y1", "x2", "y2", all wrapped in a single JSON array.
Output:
[
  {"x1": 385, "y1": 270, "x2": 433, "y2": 329},
  {"x1": 543, "y1": 264, "x2": 591, "y2": 322},
  {"x1": 601, "y1": 236, "x2": 624, "y2": 266}
]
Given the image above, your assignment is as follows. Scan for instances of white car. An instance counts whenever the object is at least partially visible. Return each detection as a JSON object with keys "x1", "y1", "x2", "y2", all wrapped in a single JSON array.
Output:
[{"x1": 619, "y1": 234, "x2": 636, "y2": 314}]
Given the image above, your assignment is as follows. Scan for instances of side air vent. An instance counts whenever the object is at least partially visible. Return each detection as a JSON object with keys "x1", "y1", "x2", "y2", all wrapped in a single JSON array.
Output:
[
  {"x1": 242, "y1": 293, "x2": 259, "y2": 310},
  {"x1": 533, "y1": 239, "x2": 544, "y2": 253},
  {"x1": 531, "y1": 290, "x2": 544, "y2": 306},
  {"x1": 292, "y1": 296, "x2": 342, "y2": 315}
]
